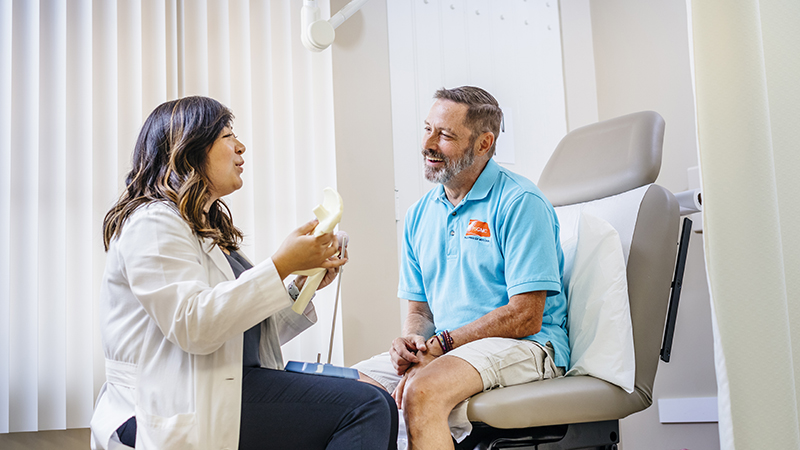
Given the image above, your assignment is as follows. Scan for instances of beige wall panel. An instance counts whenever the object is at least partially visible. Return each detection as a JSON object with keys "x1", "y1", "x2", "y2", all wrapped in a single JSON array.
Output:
[{"x1": 330, "y1": 0, "x2": 402, "y2": 365}]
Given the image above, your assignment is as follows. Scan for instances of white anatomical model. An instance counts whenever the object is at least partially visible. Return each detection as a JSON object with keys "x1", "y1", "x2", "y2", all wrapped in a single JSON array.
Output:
[{"x1": 291, "y1": 187, "x2": 344, "y2": 314}]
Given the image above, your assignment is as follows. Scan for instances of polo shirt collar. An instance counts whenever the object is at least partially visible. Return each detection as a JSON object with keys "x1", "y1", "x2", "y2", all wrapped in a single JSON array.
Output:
[
  {"x1": 434, "y1": 159, "x2": 501, "y2": 206},
  {"x1": 466, "y1": 159, "x2": 500, "y2": 201}
]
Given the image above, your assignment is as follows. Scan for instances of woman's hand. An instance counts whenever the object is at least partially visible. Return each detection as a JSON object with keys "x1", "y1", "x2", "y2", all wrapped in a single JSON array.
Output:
[
  {"x1": 293, "y1": 238, "x2": 349, "y2": 291},
  {"x1": 272, "y1": 220, "x2": 346, "y2": 280},
  {"x1": 317, "y1": 237, "x2": 349, "y2": 290}
]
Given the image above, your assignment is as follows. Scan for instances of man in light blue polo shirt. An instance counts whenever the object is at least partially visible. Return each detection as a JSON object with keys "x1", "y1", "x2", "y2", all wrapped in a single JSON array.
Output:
[{"x1": 354, "y1": 86, "x2": 568, "y2": 449}]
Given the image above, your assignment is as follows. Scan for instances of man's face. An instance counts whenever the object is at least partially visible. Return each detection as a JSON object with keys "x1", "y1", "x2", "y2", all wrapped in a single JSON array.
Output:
[{"x1": 421, "y1": 99, "x2": 477, "y2": 184}]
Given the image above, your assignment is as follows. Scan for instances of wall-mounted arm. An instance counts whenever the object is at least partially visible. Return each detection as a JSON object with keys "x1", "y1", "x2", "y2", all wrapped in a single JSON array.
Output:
[
  {"x1": 675, "y1": 188, "x2": 702, "y2": 216},
  {"x1": 301, "y1": 0, "x2": 371, "y2": 52}
]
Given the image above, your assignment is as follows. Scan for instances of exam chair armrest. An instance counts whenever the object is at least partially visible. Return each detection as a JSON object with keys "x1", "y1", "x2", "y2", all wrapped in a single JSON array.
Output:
[{"x1": 467, "y1": 375, "x2": 651, "y2": 429}]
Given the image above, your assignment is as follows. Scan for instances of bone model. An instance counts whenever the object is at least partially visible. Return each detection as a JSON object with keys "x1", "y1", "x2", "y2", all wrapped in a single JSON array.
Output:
[{"x1": 291, "y1": 187, "x2": 344, "y2": 314}]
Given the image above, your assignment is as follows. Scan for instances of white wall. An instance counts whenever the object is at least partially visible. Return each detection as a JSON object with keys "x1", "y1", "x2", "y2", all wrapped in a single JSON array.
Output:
[
  {"x1": 559, "y1": 0, "x2": 598, "y2": 130},
  {"x1": 561, "y1": 1, "x2": 719, "y2": 449}
]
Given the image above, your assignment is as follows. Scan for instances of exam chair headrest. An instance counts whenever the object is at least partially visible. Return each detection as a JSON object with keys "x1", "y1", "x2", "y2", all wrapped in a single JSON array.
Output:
[{"x1": 538, "y1": 111, "x2": 665, "y2": 207}]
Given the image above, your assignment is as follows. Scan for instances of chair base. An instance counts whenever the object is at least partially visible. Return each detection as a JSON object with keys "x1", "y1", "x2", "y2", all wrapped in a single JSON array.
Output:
[{"x1": 456, "y1": 420, "x2": 620, "y2": 450}]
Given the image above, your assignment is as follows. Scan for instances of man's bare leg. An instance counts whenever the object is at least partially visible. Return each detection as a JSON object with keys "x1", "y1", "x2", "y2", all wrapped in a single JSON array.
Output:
[
  {"x1": 401, "y1": 355, "x2": 483, "y2": 450},
  {"x1": 358, "y1": 371, "x2": 389, "y2": 390}
]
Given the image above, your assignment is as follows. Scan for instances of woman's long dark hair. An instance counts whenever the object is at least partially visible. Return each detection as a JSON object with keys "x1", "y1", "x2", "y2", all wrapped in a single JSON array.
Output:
[{"x1": 103, "y1": 96, "x2": 243, "y2": 251}]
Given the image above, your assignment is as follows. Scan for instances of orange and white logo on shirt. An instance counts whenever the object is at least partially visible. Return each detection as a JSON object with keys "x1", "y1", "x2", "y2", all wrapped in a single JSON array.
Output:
[{"x1": 465, "y1": 220, "x2": 491, "y2": 238}]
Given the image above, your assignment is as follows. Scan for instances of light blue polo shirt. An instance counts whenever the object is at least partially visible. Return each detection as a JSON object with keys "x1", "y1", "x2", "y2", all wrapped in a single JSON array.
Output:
[{"x1": 398, "y1": 159, "x2": 569, "y2": 368}]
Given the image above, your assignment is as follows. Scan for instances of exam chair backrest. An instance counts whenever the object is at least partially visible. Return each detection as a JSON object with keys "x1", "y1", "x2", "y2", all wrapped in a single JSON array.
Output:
[
  {"x1": 540, "y1": 110, "x2": 675, "y2": 408},
  {"x1": 466, "y1": 111, "x2": 679, "y2": 428}
]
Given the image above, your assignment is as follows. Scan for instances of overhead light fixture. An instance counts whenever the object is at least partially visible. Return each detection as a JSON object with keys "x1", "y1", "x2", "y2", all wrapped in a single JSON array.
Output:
[{"x1": 301, "y1": 0, "x2": 371, "y2": 51}]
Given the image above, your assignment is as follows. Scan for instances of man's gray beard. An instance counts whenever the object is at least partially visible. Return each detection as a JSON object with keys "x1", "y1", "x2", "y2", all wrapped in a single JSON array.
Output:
[{"x1": 423, "y1": 146, "x2": 476, "y2": 184}]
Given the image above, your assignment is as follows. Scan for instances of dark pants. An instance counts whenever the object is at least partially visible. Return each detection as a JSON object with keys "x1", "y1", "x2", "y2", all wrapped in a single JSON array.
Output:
[
  {"x1": 117, "y1": 367, "x2": 398, "y2": 449},
  {"x1": 239, "y1": 366, "x2": 398, "y2": 450}
]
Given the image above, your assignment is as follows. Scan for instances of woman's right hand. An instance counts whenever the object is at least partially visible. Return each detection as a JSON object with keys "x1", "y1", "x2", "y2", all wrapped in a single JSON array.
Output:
[{"x1": 272, "y1": 219, "x2": 346, "y2": 280}]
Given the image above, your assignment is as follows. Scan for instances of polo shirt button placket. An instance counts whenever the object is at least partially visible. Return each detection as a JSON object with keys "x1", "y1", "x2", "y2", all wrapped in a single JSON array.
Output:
[{"x1": 446, "y1": 208, "x2": 459, "y2": 257}]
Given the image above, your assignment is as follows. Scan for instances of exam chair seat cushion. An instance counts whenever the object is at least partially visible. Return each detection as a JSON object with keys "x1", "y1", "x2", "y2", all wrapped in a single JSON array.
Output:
[{"x1": 466, "y1": 375, "x2": 647, "y2": 429}]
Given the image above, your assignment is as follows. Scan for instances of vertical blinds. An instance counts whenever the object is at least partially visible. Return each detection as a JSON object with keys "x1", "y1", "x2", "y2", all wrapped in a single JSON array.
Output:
[{"x1": 0, "y1": 0, "x2": 341, "y2": 433}]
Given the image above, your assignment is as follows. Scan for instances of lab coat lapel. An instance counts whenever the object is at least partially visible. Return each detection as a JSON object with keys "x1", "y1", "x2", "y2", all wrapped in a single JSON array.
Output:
[{"x1": 202, "y1": 238, "x2": 235, "y2": 281}]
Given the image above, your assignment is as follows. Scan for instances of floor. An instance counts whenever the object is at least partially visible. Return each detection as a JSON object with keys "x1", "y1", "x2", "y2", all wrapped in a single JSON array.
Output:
[{"x1": 0, "y1": 428, "x2": 91, "y2": 450}]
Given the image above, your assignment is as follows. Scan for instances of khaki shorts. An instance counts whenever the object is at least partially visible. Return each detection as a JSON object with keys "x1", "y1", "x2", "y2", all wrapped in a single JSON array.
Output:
[
  {"x1": 352, "y1": 338, "x2": 564, "y2": 442},
  {"x1": 353, "y1": 337, "x2": 562, "y2": 392}
]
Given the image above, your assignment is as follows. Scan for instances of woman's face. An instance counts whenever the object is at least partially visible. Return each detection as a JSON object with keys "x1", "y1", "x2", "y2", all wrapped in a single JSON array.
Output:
[{"x1": 206, "y1": 126, "x2": 246, "y2": 203}]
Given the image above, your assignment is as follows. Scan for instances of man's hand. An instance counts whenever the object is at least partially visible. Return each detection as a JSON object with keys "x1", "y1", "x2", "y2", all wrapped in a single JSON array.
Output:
[
  {"x1": 391, "y1": 341, "x2": 442, "y2": 408},
  {"x1": 389, "y1": 334, "x2": 428, "y2": 375}
]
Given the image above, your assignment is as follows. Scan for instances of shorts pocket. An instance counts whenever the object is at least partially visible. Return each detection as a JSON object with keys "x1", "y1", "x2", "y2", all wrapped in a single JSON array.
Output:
[{"x1": 490, "y1": 344, "x2": 539, "y2": 388}]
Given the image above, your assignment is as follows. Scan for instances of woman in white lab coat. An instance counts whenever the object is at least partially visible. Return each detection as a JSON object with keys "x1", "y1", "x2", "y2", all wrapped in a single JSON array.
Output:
[{"x1": 90, "y1": 96, "x2": 398, "y2": 450}]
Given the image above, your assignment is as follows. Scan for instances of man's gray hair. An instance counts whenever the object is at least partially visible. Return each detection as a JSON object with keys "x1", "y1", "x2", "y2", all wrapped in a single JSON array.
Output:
[{"x1": 434, "y1": 86, "x2": 503, "y2": 156}]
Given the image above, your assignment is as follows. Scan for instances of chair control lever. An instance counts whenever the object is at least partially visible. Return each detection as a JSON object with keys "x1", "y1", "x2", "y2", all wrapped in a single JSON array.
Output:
[{"x1": 660, "y1": 217, "x2": 693, "y2": 362}]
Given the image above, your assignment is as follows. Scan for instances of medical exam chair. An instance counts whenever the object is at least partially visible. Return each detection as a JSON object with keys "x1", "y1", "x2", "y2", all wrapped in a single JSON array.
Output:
[{"x1": 459, "y1": 111, "x2": 682, "y2": 450}]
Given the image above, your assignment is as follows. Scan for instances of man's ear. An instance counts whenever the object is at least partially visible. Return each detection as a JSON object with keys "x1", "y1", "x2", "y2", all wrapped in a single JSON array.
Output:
[{"x1": 475, "y1": 132, "x2": 495, "y2": 157}]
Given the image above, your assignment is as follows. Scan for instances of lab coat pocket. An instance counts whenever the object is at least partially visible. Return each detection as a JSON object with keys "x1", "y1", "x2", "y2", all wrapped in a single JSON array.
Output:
[{"x1": 134, "y1": 407, "x2": 198, "y2": 450}]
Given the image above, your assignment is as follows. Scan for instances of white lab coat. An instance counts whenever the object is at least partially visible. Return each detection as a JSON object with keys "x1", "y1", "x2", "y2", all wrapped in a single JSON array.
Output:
[{"x1": 90, "y1": 202, "x2": 317, "y2": 450}]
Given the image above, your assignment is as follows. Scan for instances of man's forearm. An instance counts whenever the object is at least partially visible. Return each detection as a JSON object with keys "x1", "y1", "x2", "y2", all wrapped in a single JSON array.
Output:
[
  {"x1": 402, "y1": 310, "x2": 436, "y2": 339},
  {"x1": 446, "y1": 291, "x2": 546, "y2": 351}
]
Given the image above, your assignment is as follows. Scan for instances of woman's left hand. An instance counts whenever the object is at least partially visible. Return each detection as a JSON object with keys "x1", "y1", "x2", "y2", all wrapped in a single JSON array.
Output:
[{"x1": 294, "y1": 237, "x2": 348, "y2": 291}]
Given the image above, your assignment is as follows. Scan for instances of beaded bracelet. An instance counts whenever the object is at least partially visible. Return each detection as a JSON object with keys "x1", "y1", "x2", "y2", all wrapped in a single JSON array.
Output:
[
  {"x1": 434, "y1": 333, "x2": 447, "y2": 353},
  {"x1": 442, "y1": 330, "x2": 454, "y2": 351},
  {"x1": 435, "y1": 330, "x2": 454, "y2": 353}
]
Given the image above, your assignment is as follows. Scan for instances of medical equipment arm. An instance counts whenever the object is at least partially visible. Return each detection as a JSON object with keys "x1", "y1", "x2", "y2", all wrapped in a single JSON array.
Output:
[{"x1": 301, "y1": 0, "x2": 371, "y2": 52}]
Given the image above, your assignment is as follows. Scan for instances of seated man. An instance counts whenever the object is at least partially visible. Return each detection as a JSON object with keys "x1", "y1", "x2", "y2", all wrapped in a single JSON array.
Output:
[{"x1": 354, "y1": 86, "x2": 569, "y2": 449}]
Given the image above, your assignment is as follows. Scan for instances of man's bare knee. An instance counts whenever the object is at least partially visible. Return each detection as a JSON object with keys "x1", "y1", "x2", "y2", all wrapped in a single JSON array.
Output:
[
  {"x1": 404, "y1": 357, "x2": 483, "y2": 414},
  {"x1": 403, "y1": 377, "x2": 450, "y2": 433},
  {"x1": 402, "y1": 376, "x2": 432, "y2": 414},
  {"x1": 402, "y1": 372, "x2": 457, "y2": 417}
]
